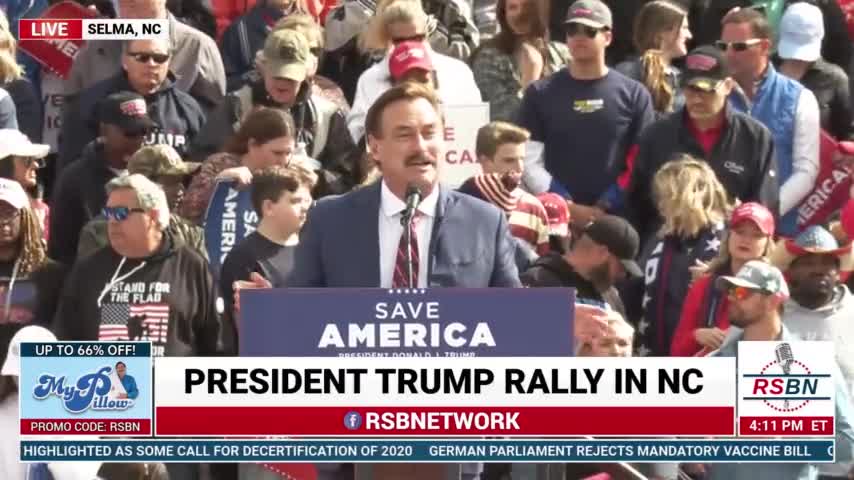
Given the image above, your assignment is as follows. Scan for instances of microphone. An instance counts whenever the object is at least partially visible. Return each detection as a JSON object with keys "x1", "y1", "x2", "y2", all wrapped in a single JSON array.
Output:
[
  {"x1": 401, "y1": 184, "x2": 422, "y2": 226},
  {"x1": 775, "y1": 343, "x2": 794, "y2": 409},
  {"x1": 775, "y1": 343, "x2": 794, "y2": 374}
]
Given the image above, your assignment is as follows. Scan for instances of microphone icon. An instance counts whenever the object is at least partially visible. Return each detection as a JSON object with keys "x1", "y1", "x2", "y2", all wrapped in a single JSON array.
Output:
[{"x1": 775, "y1": 343, "x2": 794, "y2": 409}]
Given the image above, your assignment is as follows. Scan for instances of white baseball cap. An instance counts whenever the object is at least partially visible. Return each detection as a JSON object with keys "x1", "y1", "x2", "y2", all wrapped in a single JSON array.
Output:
[
  {"x1": 778, "y1": 2, "x2": 824, "y2": 62},
  {"x1": 1, "y1": 325, "x2": 56, "y2": 376},
  {"x1": 0, "y1": 129, "x2": 49, "y2": 161},
  {"x1": 0, "y1": 178, "x2": 29, "y2": 210}
]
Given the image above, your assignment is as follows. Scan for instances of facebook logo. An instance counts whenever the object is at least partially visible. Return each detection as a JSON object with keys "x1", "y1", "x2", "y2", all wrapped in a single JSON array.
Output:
[{"x1": 343, "y1": 411, "x2": 363, "y2": 430}]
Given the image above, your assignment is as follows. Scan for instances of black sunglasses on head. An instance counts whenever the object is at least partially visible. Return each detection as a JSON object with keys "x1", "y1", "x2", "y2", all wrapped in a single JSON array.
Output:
[
  {"x1": 565, "y1": 23, "x2": 604, "y2": 39},
  {"x1": 128, "y1": 52, "x2": 170, "y2": 64}
]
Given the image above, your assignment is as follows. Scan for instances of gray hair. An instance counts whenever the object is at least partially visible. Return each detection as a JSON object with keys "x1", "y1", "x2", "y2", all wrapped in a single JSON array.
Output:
[
  {"x1": 106, "y1": 174, "x2": 170, "y2": 230},
  {"x1": 122, "y1": 37, "x2": 174, "y2": 56}
]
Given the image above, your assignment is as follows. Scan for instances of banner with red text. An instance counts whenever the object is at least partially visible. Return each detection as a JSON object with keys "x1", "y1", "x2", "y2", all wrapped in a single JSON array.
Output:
[{"x1": 439, "y1": 103, "x2": 489, "y2": 188}]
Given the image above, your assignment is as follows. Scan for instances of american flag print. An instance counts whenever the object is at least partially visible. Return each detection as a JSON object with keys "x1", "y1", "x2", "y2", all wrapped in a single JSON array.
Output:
[{"x1": 99, "y1": 303, "x2": 170, "y2": 343}]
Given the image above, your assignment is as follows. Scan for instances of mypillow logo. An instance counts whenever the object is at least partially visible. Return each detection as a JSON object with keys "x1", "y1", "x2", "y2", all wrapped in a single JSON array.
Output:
[
  {"x1": 739, "y1": 341, "x2": 835, "y2": 414},
  {"x1": 32, "y1": 366, "x2": 135, "y2": 413}
]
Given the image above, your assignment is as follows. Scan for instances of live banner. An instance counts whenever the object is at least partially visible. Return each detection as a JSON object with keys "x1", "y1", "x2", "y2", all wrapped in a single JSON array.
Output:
[
  {"x1": 796, "y1": 130, "x2": 852, "y2": 232},
  {"x1": 17, "y1": 1, "x2": 97, "y2": 79},
  {"x1": 439, "y1": 104, "x2": 490, "y2": 188},
  {"x1": 203, "y1": 180, "x2": 258, "y2": 276}
]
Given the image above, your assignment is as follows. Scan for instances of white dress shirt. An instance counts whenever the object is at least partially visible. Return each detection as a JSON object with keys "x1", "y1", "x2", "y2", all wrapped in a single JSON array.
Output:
[{"x1": 378, "y1": 181, "x2": 439, "y2": 288}]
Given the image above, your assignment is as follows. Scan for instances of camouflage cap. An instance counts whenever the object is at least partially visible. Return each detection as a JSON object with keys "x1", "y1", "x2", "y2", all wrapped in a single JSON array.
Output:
[
  {"x1": 260, "y1": 29, "x2": 311, "y2": 82},
  {"x1": 128, "y1": 145, "x2": 201, "y2": 178},
  {"x1": 715, "y1": 260, "x2": 790, "y2": 298}
]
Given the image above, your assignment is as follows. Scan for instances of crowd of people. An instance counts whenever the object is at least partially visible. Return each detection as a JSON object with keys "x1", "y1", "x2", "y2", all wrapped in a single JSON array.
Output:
[{"x1": 0, "y1": 0, "x2": 852, "y2": 477}]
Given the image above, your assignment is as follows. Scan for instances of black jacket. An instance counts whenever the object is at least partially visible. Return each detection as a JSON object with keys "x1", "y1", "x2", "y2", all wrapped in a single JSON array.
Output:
[
  {"x1": 521, "y1": 253, "x2": 626, "y2": 317},
  {"x1": 52, "y1": 232, "x2": 221, "y2": 357},
  {"x1": 58, "y1": 72, "x2": 206, "y2": 171},
  {"x1": 48, "y1": 140, "x2": 117, "y2": 265},
  {"x1": 776, "y1": 57, "x2": 854, "y2": 141},
  {"x1": 188, "y1": 79, "x2": 358, "y2": 196},
  {"x1": 4, "y1": 78, "x2": 42, "y2": 142},
  {"x1": 626, "y1": 107, "x2": 780, "y2": 241}
]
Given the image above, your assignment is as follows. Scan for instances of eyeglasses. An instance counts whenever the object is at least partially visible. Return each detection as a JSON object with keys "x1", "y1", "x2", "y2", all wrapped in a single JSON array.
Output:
[
  {"x1": 103, "y1": 206, "x2": 146, "y2": 222},
  {"x1": 566, "y1": 23, "x2": 604, "y2": 38},
  {"x1": 714, "y1": 39, "x2": 762, "y2": 52},
  {"x1": 0, "y1": 210, "x2": 21, "y2": 225},
  {"x1": 127, "y1": 52, "x2": 170, "y2": 64},
  {"x1": 391, "y1": 33, "x2": 426, "y2": 45},
  {"x1": 728, "y1": 286, "x2": 758, "y2": 301}
]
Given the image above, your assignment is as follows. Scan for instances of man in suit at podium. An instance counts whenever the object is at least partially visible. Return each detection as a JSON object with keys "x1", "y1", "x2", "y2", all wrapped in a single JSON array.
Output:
[{"x1": 286, "y1": 83, "x2": 521, "y2": 289}]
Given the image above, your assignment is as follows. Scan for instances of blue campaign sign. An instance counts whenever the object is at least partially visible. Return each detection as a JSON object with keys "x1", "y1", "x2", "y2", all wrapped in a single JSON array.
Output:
[
  {"x1": 203, "y1": 180, "x2": 258, "y2": 274},
  {"x1": 240, "y1": 288, "x2": 575, "y2": 357}
]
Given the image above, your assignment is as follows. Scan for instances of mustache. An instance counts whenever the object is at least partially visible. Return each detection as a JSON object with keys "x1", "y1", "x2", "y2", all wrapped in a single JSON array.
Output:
[{"x1": 404, "y1": 154, "x2": 437, "y2": 166}]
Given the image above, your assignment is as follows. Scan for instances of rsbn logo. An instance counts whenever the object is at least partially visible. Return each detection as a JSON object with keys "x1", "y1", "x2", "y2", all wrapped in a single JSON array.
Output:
[
  {"x1": 742, "y1": 343, "x2": 832, "y2": 412},
  {"x1": 32, "y1": 366, "x2": 134, "y2": 413}
]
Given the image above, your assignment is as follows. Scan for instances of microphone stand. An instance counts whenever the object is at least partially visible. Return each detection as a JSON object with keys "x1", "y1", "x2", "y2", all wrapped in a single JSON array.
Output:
[{"x1": 401, "y1": 210, "x2": 416, "y2": 288}]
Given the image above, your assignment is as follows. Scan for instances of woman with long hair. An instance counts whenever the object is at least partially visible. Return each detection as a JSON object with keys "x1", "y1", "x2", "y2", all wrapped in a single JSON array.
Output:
[
  {"x1": 0, "y1": 130, "x2": 51, "y2": 240},
  {"x1": 0, "y1": 11, "x2": 41, "y2": 142},
  {"x1": 181, "y1": 108, "x2": 298, "y2": 224},
  {"x1": 470, "y1": 0, "x2": 569, "y2": 121},
  {"x1": 615, "y1": 1, "x2": 691, "y2": 116},
  {"x1": 671, "y1": 202, "x2": 775, "y2": 356},
  {"x1": 634, "y1": 156, "x2": 732, "y2": 356}
]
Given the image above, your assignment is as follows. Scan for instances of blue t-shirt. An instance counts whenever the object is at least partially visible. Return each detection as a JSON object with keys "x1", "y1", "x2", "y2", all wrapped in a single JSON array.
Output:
[{"x1": 517, "y1": 68, "x2": 655, "y2": 205}]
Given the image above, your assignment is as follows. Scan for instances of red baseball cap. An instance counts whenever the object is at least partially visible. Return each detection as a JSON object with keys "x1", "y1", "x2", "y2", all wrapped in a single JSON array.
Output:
[
  {"x1": 537, "y1": 192, "x2": 570, "y2": 237},
  {"x1": 730, "y1": 202, "x2": 775, "y2": 236},
  {"x1": 389, "y1": 41, "x2": 433, "y2": 81}
]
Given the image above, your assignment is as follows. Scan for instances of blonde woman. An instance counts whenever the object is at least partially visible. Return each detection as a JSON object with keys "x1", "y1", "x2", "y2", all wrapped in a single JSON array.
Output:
[
  {"x1": 0, "y1": 11, "x2": 30, "y2": 135},
  {"x1": 347, "y1": 0, "x2": 481, "y2": 142},
  {"x1": 635, "y1": 156, "x2": 732, "y2": 356},
  {"x1": 615, "y1": 1, "x2": 690, "y2": 117},
  {"x1": 671, "y1": 202, "x2": 775, "y2": 356}
]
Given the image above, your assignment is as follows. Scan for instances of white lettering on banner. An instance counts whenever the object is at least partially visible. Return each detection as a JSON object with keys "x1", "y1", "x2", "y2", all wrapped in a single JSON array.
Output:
[
  {"x1": 365, "y1": 411, "x2": 520, "y2": 430},
  {"x1": 797, "y1": 167, "x2": 850, "y2": 224},
  {"x1": 317, "y1": 322, "x2": 497, "y2": 348},
  {"x1": 45, "y1": 38, "x2": 79, "y2": 58},
  {"x1": 220, "y1": 188, "x2": 239, "y2": 264},
  {"x1": 439, "y1": 104, "x2": 490, "y2": 188}
]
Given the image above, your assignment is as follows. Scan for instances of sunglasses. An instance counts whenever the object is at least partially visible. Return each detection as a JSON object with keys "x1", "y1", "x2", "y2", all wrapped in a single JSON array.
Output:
[
  {"x1": 566, "y1": 23, "x2": 604, "y2": 38},
  {"x1": 728, "y1": 286, "x2": 760, "y2": 301},
  {"x1": 103, "y1": 206, "x2": 146, "y2": 222},
  {"x1": 16, "y1": 157, "x2": 45, "y2": 168},
  {"x1": 714, "y1": 39, "x2": 762, "y2": 52},
  {"x1": 391, "y1": 33, "x2": 426, "y2": 45},
  {"x1": 128, "y1": 52, "x2": 170, "y2": 64}
]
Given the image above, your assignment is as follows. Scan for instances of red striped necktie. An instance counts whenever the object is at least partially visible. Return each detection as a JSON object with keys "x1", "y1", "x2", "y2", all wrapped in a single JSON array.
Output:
[{"x1": 392, "y1": 211, "x2": 422, "y2": 288}]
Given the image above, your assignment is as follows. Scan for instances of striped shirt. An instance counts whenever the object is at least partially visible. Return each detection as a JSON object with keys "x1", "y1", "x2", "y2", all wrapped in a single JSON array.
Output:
[{"x1": 508, "y1": 191, "x2": 550, "y2": 256}]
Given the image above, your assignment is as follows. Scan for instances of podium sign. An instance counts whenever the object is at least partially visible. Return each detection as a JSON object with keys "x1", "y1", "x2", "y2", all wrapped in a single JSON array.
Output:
[{"x1": 239, "y1": 288, "x2": 575, "y2": 357}]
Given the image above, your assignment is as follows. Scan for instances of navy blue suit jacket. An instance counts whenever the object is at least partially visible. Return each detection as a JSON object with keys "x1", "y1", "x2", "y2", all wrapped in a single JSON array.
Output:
[{"x1": 286, "y1": 181, "x2": 521, "y2": 288}]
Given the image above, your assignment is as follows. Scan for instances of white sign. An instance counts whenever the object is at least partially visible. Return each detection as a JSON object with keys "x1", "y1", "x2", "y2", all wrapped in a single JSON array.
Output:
[{"x1": 440, "y1": 103, "x2": 490, "y2": 188}]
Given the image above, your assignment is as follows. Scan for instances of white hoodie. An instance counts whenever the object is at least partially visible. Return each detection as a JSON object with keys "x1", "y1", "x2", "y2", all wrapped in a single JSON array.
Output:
[{"x1": 784, "y1": 284, "x2": 854, "y2": 477}]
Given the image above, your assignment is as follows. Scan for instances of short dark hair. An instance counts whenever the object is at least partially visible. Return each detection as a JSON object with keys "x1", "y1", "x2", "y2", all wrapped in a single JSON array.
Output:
[
  {"x1": 475, "y1": 121, "x2": 530, "y2": 158},
  {"x1": 115, "y1": 361, "x2": 126, "y2": 368},
  {"x1": 224, "y1": 108, "x2": 296, "y2": 155},
  {"x1": 722, "y1": 8, "x2": 772, "y2": 39},
  {"x1": 250, "y1": 164, "x2": 317, "y2": 217},
  {"x1": 364, "y1": 83, "x2": 440, "y2": 138}
]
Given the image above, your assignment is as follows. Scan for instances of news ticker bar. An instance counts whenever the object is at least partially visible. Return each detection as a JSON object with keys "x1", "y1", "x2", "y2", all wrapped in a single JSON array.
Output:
[{"x1": 20, "y1": 439, "x2": 835, "y2": 463}]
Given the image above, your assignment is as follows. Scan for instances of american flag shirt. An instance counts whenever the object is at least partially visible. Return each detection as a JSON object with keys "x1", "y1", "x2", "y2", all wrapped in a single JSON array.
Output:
[{"x1": 99, "y1": 302, "x2": 170, "y2": 344}]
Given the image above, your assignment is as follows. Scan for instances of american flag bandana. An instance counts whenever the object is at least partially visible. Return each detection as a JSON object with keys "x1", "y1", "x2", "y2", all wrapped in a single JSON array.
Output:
[{"x1": 99, "y1": 303, "x2": 169, "y2": 343}]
